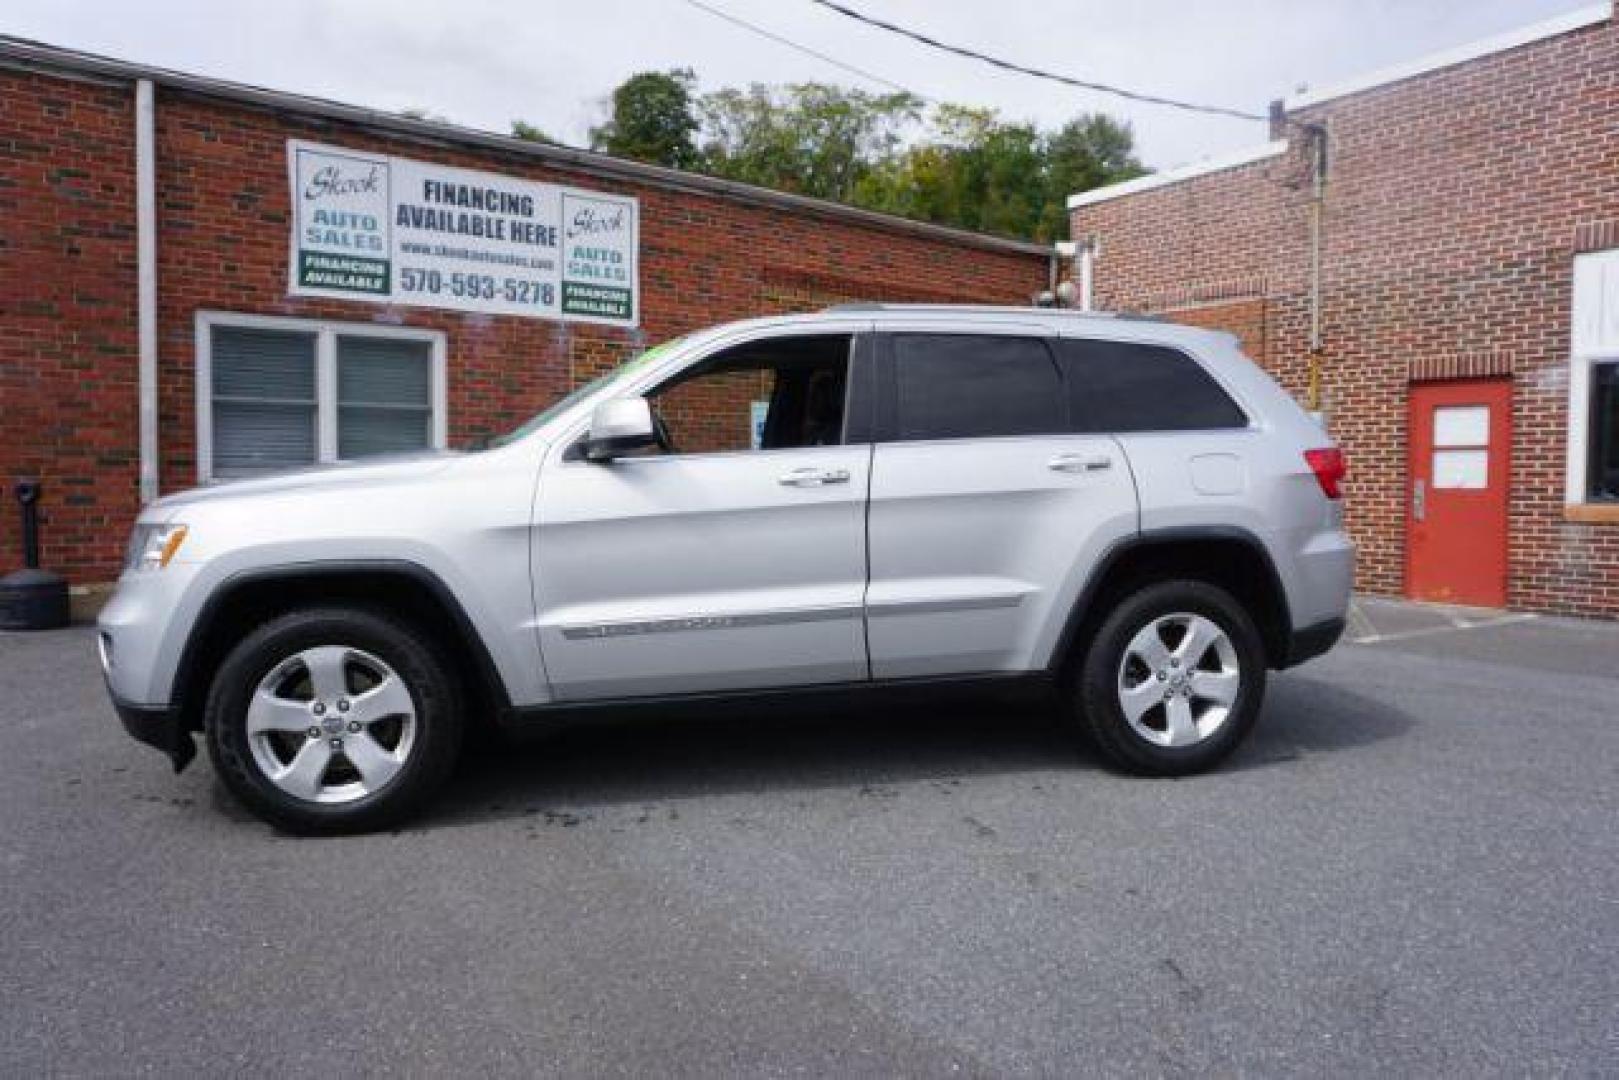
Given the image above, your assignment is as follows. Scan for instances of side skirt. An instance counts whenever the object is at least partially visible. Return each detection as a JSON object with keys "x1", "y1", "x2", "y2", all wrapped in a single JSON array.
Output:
[{"x1": 497, "y1": 672, "x2": 1057, "y2": 739}]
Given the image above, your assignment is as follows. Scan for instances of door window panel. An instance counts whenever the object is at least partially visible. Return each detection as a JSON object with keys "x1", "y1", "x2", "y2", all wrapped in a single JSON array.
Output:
[
  {"x1": 1433, "y1": 405, "x2": 1489, "y2": 447},
  {"x1": 648, "y1": 335, "x2": 850, "y2": 455},
  {"x1": 1431, "y1": 403, "x2": 1491, "y2": 490},
  {"x1": 890, "y1": 334, "x2": 1064, "y2": 441},
  {"x1": 1432, "y1": 449, "x2": 1488, "y2": 489}
]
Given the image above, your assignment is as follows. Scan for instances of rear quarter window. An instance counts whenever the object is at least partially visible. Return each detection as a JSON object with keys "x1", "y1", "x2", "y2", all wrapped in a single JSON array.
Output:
[{"x1": 1058, "y1": 338, "x2": 1248, "y2": 432}]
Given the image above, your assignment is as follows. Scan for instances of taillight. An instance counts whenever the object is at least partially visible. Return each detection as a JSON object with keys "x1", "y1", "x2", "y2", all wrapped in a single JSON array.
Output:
[{"x1": 1304, "y1": 447, "x2": 1346, "y2": 499}]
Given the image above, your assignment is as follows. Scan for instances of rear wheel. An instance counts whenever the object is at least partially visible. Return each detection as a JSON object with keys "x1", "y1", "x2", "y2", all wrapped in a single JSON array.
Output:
[
  {"x1": 205, "y1": 607, "x2": 463, "y2": 833},
  {"x1": 1074, "y1": 580, "x2": 1265, "y2": 775}
]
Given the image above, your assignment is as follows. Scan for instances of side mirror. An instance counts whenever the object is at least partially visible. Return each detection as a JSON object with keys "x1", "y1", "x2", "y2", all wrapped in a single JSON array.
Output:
[{"x1": 583, "y1": 397, "x2": 658, "y2": 462}]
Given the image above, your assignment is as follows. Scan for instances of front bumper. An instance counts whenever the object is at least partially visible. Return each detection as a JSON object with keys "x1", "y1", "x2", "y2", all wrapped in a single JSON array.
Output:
[{"x1": 109, "y1": 691, "x2": 195, "y2": 772}]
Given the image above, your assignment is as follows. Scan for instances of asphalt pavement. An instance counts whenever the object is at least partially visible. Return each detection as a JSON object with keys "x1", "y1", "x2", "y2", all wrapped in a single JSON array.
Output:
[{"x1": 1, "y1": 601, "x2": 1614, "y2": 1075}]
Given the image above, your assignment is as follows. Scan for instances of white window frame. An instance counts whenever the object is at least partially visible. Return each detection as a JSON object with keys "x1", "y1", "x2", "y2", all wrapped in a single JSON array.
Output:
[
  {"x1": 195, "y1": 311, "x2": 447, "y2": 483},
  {"x1": 1566, "y1": 250, "x2": 1619, "y2": 506}
]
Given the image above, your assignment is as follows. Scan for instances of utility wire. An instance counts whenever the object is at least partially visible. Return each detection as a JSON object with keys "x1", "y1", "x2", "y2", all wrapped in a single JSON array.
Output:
[
  {"x1": 677, "y1": 0, "x2": 929, "y2": 99},
  {"x1": 806, "y1": 0, "x2": 1267, "y2": 122}
]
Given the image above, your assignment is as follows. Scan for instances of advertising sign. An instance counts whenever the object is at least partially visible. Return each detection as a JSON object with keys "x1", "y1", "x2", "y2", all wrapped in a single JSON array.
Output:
[{"x1": 288, "y1": 140, "x2": 638, "y2": 325}]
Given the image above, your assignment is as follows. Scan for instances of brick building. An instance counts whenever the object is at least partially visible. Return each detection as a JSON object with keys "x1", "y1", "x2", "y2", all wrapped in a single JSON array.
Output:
[
  {"x1": 1070, "y1": 4, "x2": 1619, "y2": 617},
  {"x1": 0, "y1": 37, "x2": 1052, "y2": 598}
]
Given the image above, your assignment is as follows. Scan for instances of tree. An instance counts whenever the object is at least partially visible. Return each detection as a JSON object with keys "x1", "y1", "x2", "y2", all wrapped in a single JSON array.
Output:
[
  {"x1": 589, "y1": 69, "x2": 701, "y2": 169},
  {"x1": 855, "y1": 106, "x2": 1143, "y2": 243},
  {"x1": 1040, "y1": 115, "x2": 1145, "y2": 239},
  {"x1": 509, "y1": 120, "x2": 559, "y2": 145},
  {"x1": 575, "y1": 70, "x2": 1145, "y2": 242},
  {"x1": 699, "y1": 83, "x2": 921, "y2": 203}
]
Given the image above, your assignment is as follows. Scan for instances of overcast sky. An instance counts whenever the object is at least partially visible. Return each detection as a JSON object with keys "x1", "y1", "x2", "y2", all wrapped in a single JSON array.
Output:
[{"x1": 0, "y1": 0, "x2": 1590, "y2": 169}]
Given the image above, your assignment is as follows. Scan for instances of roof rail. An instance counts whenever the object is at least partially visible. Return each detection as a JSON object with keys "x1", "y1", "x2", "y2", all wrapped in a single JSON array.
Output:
[{"x1": 820, "y1": 302, "x2": 1124, "y2": 318}]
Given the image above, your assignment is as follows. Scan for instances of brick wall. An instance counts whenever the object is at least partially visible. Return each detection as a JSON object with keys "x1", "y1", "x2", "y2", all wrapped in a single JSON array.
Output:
[
  {"x1": 0, "y1": 68, "x2": 1047, "y2": 583},
  {"x1": 1072, "y1": 12, "x2": 1619, "y2": 617},
  {"x1": 0, "y1": 74, "x2": 139, "y2": 582}
]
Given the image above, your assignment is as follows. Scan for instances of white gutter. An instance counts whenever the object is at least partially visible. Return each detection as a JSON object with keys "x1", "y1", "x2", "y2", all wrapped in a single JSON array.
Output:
[
  {"x1": 136, "y1": 78, "x2": 157, "y2": 504},
  {"x1": 1067, "y1": 140, "x2": 1289, "y2": 210}
]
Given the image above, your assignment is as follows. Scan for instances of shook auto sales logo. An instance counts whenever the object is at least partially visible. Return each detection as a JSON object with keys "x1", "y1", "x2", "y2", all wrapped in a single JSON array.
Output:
[
  {"x1": 566, "y1": 202, "x2": 627, "y2": 240},
  {"x1": 293, "y1": 147, "x2": 392, "y2": 295},
  {"x1": 560, "y1": 192, "x2": 634, "y2": 320},
  {"x1": 303, "y1": 163, "x2": 383, "y2": 201}
]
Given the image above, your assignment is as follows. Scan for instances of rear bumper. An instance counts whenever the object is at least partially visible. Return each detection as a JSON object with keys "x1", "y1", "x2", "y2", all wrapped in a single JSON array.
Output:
[
  {"x1": 109, "y1": 692, "x2": 195, "y2": 772},
  {"x1": 1281, "y1": 616, "x2": 1346, "y2": 669}
]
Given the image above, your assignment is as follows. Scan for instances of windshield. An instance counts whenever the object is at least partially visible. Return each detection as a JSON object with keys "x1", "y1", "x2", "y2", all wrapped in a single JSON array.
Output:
[{"x1": 486, "y1": 336, "x2": 686, "y2": 448}]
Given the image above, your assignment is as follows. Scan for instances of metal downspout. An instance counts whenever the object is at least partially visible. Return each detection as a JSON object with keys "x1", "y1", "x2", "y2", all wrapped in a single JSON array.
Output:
[{"x1": 136, "y1": 79, "x2": 158, "y2": 503}]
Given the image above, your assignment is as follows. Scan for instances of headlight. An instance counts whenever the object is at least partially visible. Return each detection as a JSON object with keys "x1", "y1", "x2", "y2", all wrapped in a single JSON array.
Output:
[{"x1": 124, "y1": 523, "x2": 189, "y2": 572}]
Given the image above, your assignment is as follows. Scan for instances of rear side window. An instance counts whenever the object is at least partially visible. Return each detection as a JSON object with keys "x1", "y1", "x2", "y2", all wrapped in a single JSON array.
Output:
[
  {"x1": 1058, "y1": 338, "x2": 1248, "y2": 432},
  {"x1": 889, "y1": 334, "x2": 1065, "y2": 441}
]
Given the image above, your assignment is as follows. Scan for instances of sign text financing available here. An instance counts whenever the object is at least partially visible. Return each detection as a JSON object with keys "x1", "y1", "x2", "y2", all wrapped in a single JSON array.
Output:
[{"x1": 288, "y1": 140, "x2": 639, "y2": 325}]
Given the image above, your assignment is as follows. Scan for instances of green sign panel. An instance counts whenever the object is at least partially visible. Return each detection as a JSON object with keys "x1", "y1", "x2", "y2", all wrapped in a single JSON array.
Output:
[
  {"x1": 297, "y1": 250, "x2": 389, "y2": 294},
  {"x1": 562, "y1": 282, "x2": 633, "y2": 320}
]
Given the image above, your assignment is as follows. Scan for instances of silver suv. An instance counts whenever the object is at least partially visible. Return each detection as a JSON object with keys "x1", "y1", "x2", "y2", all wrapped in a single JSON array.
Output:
[{"x1": 100, "y1": 306, "x2": 1353, "y2": 832}]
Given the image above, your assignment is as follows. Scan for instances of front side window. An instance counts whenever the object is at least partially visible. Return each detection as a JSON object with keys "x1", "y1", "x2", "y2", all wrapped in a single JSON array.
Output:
[
  {"x1": 888, "y1": 334, "x2": 1065, "y2": 441},
  {"x1": 1058, "y1": 338, "x2": 1248, "y2": 433},
  {"x1": 1590, "y1": 362, "x2": 1619, "y2": 501},
  {"x1": 201, "y1": 316, "x2": 443, "y2": 480},
  {"x1": 646, "y1": 335, "x2": 851, "y2": 455}
]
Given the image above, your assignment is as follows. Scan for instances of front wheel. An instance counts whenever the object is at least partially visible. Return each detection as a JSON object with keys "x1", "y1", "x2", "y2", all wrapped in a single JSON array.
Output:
[
  {"x1": 205, "y1": 607, "x2": 464, "y2": 834},
  {"x1": 1074, "y1": 580, "x2": 1266, "y2": 776}
]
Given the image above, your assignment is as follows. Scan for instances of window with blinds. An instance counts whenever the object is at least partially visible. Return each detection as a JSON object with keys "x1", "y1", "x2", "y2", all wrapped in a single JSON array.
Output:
[
  {"x1": 202, "y1": 317, "x2": 443, "y2": 480},
  {"x1": 337, "y1": 336, "x2": 434, "y2": 459},
  {"x1": 210, "y1": 327, "x2": 318, "y2": 477}
]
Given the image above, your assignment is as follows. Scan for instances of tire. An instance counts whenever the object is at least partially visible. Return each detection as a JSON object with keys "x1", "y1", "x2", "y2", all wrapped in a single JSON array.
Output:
[
  {"x1": 204, "y1": 606, "x2": 464, "y2": 834},
  {"x1": 1074, "y1": 579, "x2": 1266, "y2": 776}
]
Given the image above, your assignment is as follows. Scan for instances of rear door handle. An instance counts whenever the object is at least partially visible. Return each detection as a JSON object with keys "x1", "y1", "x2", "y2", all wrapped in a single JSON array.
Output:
[
  {"x1": 1048, "y1": 453, "x2": 1112, "y2": 474},
  {"x1": 778, "y1": 467, "x2": 850, "y2": 487}
]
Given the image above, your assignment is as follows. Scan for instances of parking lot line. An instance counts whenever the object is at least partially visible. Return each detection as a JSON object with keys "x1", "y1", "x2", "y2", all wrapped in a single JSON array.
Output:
[{"x1": 1348, "y1": 611, "x2": 1538, "y2": 645}]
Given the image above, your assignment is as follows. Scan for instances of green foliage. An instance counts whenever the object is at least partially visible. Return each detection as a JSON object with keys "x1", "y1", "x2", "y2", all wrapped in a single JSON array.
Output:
[
  {"x1": 854, "y1": 106, "x2": 1143, "y2": 242},
  {"x1": 1041, "y1": 115, "x2": 1146, "y2": 238},
  {"x1": 509, "y1": 120, "x2": 559, "y2": 145},
  {"x1": 588, "y1": 69, "x2": 701, "y2": 170},
  {"x1": 527, "y1": 70, "x2": 1147, "y2": 242},
  {"x1": 699, "y1": 83, "x2": 922, "y2": 203}
]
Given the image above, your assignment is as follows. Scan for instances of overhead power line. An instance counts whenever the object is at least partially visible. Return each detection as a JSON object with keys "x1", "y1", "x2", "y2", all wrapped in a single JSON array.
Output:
[
  {"x1": 676, "y1": 0, "x2": 928, "y2": 99},
  {"x1": 806, "y1": 0, "x2": 1267, "y2": 122}
]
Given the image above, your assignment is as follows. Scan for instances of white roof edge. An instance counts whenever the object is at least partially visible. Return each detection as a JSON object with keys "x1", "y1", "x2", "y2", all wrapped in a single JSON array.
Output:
[
  {"x1": 1285, "y1": 2, "x2": 1612, "y2": 110},
  {"x1": 1067, "y1": 140, "x2": 1289, "y2": 210}
]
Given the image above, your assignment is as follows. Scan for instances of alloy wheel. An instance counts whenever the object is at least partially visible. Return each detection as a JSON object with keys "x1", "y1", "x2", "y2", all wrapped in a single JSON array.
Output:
[
  {"x1": 1116, "y1": 612, "x2": 1241, "y2": 748},
  {"x1": 245, "y1": 646, "x2": 417, "y2": 804}
]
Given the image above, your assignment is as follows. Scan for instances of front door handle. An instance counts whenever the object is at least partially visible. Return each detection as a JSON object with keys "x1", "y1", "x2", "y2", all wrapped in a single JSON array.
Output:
[
  {"x1": 1048, "y1": 453, "x2": 1112, "y2": 474},
  {"x1": 779, "y1": 467, "x2": 851, "y2": 487},
  {"x1": 1412, "y1": 478, "x2": 1426, "y2": 522}
]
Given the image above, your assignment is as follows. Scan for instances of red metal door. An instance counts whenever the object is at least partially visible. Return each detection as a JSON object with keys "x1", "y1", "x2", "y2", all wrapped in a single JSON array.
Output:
[{"x1": 1405, "y1": 379, "x2": 1511, "y2": 606}]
